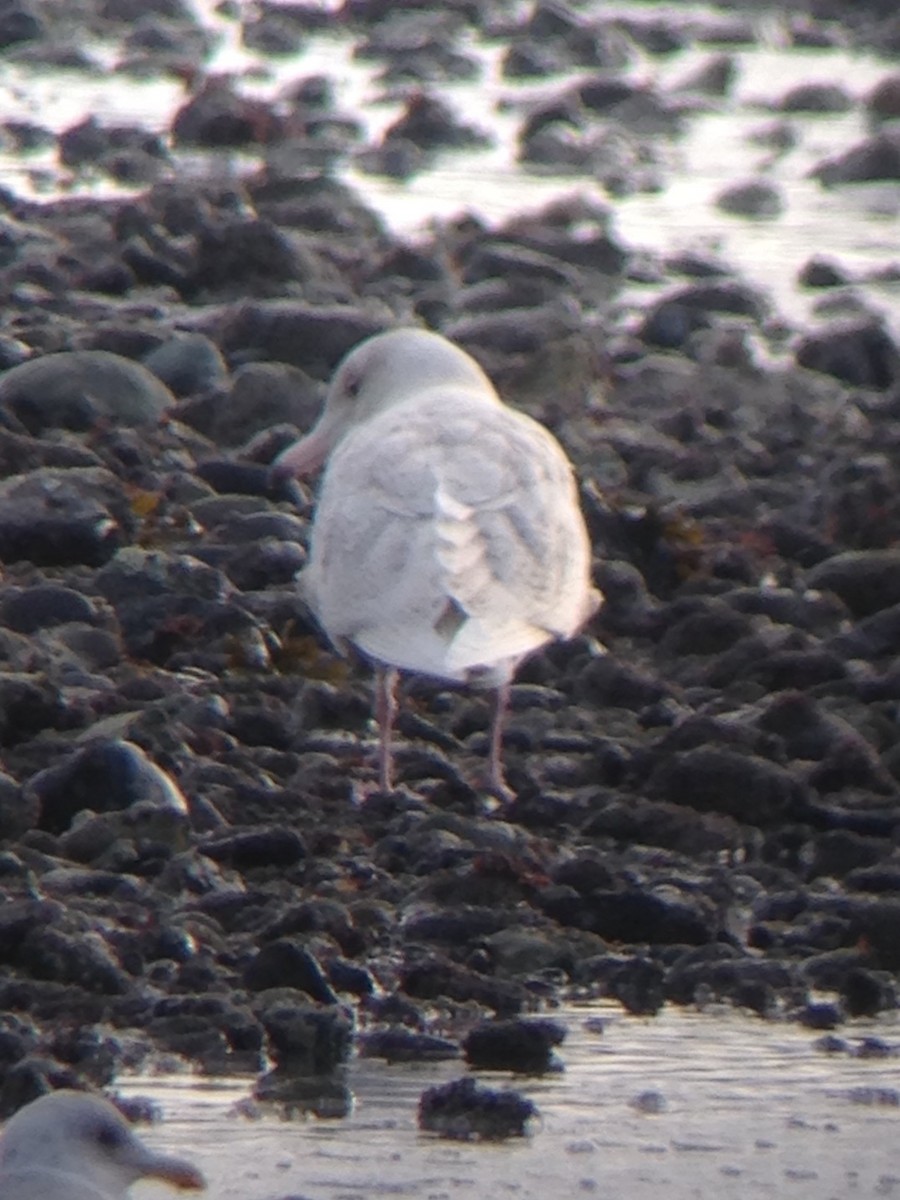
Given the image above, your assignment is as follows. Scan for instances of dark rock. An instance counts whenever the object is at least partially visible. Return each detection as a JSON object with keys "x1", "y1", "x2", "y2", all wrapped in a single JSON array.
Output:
[
  {"x1": 0, "y1": 350, "x2": 174, "y2": 432},
  {"x1": 203, "y1": 362, "x2": 323, "y2": 447},
  {"x1": 640, "y1": 280, "x2": 767, "y2": 347},
  {"x1": 418, "y1": 1076, "x2": 537, "y2": 1140},
  {"x1": 243, "y1": 941, "x2": 336, "y2": 1003},
  {"x1": 400, "y1": 956, "x2": 525, "y2": 1016},
  {"x1": 606, "y1": 956, "x2": 666, "y2": 1015},
  {"x1": 798, "y1": 257, "x2": 849, "y2": 288},
  {"x1": 0, "y1": 674, "x2": 68, "y2": 748},
  {"x1": 256, "y1": 995, "x2": 353, "y2": 1072},
  {"x1": 0, "y1": 584, "x2": 99, "y2": 633},
  {"x1": 0, "y1": 772, "x2": 33, "y2": 840},
  {"x1": 24, "y1": 738, "x2": 188, "y2": 836},
  {"x1": 0, "y1": 467, "x2": 126, "y2": 567},
  {"x1": 213, "y1": 302, "x2": 390, "y2": 376},
  {"x1": 778, "y1": 83, "x2": 853, "y2": 113},
  {"x1": 325, "y1": 958, "x2": 374, "y2": 998},
  {"x1": 379, "y1": 92, "x2": 489, "y2": 157},
  {"x1": 462, "y1": 1018, "x2": 566, "y2": 1073},
  {"x1": 172, "y1": 79, "x2": 285, "y2": 147},
  {"x1": 18, "y1": 926, "x2": 129, "y2": 994},
  {"x1": 546, "y1": 886, "x2": 715, "y2": 946},
  {"x1": 200, "y1": 827, "x2": 306, "y2": 870},
  {"x1": 359, "y1": 1027, "x2": 459, "y2": 1062},
  {"x1": 807, "y1": 550, "x2": 900, "y2": 618},
  {"x1": 142, "y1": 333, "x2": 229, "y2": 398},
  {"x1": 868, "y1": 74, "x2": 900, "y2": 123},
  {"x1": 715, "y1": 179, "x2": 784, "y2": 218},
  {"x1": 648, "y1": 746, "x2": 806, "y2": 824},
  {"x1": 812, "y1": 131, "x2": 900, "y2": 185},
  {"x1": 795, "y1": 319, "x2": 900, "y2": 389}
]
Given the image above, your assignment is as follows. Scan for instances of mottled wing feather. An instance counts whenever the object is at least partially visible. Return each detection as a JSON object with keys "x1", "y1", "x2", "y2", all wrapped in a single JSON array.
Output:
[{"x1": 305, "y1": 388, "x2": 593, "y2": 680}]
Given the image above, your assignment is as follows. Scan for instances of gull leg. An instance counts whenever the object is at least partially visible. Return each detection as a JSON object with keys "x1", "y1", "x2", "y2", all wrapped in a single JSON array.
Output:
[
  {"x1": 374, "y1": 666, "x2": 399, "y2": 792},
  {"x1": 487, "y1": 680, "x2": 515, "y2": 803}
]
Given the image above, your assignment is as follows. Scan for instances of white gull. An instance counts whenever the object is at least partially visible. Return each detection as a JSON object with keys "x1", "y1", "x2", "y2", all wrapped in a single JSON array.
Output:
[
  {"x1": 0, "y1": 1090, "x2": 205, "y2": 1200},
  {"x1": 273, "y1": 327, "x2": 600, "y2": 798}
]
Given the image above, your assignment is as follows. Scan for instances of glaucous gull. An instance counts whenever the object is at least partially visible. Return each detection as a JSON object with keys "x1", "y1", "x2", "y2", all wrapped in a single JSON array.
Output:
[
  {"x1": 272, "y1": 327, "x2": 600, "y2": 799},
  {"x1": 0, "y1": 1089, "x2": 205, "y2": 1200}
]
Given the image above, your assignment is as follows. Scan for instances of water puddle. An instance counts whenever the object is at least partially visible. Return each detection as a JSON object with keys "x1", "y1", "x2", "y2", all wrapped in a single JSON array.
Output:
[
  {"x1": 2, "y1": 2, "x2": 898, "y2": 334},
  {"x1": 126, "y1": 1005, "x2": 900, "y2": 1200}
]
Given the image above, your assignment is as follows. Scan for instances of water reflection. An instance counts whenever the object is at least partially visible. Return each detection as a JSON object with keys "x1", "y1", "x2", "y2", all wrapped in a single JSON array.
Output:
[{"x1": 127, "y1": 1005, "x2": 900, "y2": 1200}]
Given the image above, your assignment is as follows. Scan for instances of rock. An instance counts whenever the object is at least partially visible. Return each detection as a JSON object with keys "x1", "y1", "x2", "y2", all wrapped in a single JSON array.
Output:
[
  {"x1": 867, "y1": 74, "x2": 900, "y2": 123},
  {"x1": 255, "y1": 994, "x2": 353, "y2": 1072},
  {"x1": 172, "y1": 79, "x2": 285, "y2": 147},
  {"x1": 648, "y1": 746, "x2": 807, "y2": 825},
  {"x1": 777, "y1": 82, "x2": 853, "y2": 112},
  {"x1": 24, "y1": 738, "x2": 189, "y2": 836},
  {"x1": 378, "y1": 91, "x2": 490, "y2": 157},
  {"x1": 243, "y1": 941, "x2": 336, "y2": 1003},
  {"x1": 142, "y1": 333, "x2": 229, "y2": 398},
  {"x1": 418, "y1": 1076, "x2": 537, "y2": 1140},
  {"x1": 212, "y1": 302, "x2": 390, "y2": 376},
  {"x1": 640, "y1": 280, "x2": 767, "y2": 347},
  {"x1": 200, "y1": 828, "x2": 306, "y2": 871},
  {"x1": 203, "y1": 362, "x2": 323, "y2": 446},
  {"x1": 795, "y1": 319, "x2": 900, "y2": 389},
  {"x1": 0, "y1": 584, "x2": 100, "y2": 633},
  {"x1": 807, "y1": 550, "x2": 900, "y2": 618},
  {"x1": 0, "y1": 673, "x2": 68, "y2": 747},
  {"x1": 812, "y1": 131, "x2": 900, "y2": 185},
  {"x1": 0, "y1": 350, "x2": 174, "y2": 432},
  {"x1": 715, "y1": 179, "x2": 784, "y2": 218},
  {"x1": 359, "y1": 1027, "x2": 458, "y2": 1062},
  {"x1": 0, "y1": 466, "x2": 129, "y2": 567},
  {"x1": 670, "y1": 53, "x2": 736, "y2": 97},
  {"x1": 797, "y1": 257, "x2": 849, "y2": 288},
  {"x1": 462, "y1": 1018, "x2": 566, "y2": 1073}
]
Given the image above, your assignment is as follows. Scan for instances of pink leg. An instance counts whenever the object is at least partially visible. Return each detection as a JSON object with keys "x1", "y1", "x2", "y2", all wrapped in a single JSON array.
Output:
[
  {"x1": 374, "y1": 666, "x2": 399, "y2": 792},
  {"x1": 487, "y1": 680, "x2": 515, "y2": 803}
]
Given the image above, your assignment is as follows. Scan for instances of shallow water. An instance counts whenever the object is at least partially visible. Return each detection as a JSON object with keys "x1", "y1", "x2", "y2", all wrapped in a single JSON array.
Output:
[
  {"x1": 127, "y1": 1005, "x2": 900, "y2": 1200},
  {"x1": 2, "y1": 1, "x2": 898, "y2": 334}
]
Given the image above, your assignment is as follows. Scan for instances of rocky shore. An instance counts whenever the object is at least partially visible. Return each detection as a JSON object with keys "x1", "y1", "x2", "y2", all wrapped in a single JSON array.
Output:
[{"x1": 1, "y1": 0, "x2": 900, "y2": 1123}]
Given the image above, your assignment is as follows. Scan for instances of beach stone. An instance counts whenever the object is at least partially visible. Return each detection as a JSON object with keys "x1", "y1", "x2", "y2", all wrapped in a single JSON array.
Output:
[
  {"x1": 868, "y1": 74, "x2": 900, "y2": 122},
  {"x1": 142, "y1": 333, "x2": 228, "y2": 398},
  {"x1": 807, "y1": 550, "x2": 900, "y2": 617},
  {"x1": 0, "y1": 584, "x2": 99, "y2": 633},
  {"x1": 795, "y1": 319, "x2": 900, "y2": 388},
  {"x1": 648, "y1": 745, "x2": 806, "y2": 824},
  {"x1": 359, "y1": 1027, "x2": 458, "y2": 1062},
  {"x1": 462, "y1": 1018, "x2": 566, "y2": 1073},
  {"x1": 172, "y1": 79, "x2": 285, "y2": 147},
  {"x1": 213, "y1": 302, "x2": 390, "y2": 375},
  {"x1": 715, "y1": 179, "x2": 784, "y2": 217},
  {"x1": 798, "y1": 257, "x2": 849, "y2": 288},
  {"x1": 255, "y1": 995, "x2": 352, "y2": 1072},
  {"x1": 379, "y1": 92, "x2": 490, "y2": 156},
  {"x1": 812, "y1": 131, "x2": 900, "y2": 184},
  {"x1": 778, "y1": 82, "x2": 853, "y2": 112},
  {"x1": 207, "y1": 362, "x2": 323, "y2": 446},
  {"x1": 0, "y1": 350, "x2": 174, "y2": 432},
  {"x1": 243, "y1": 941, "x2": 336, "y2": 1003},
  {"x1": 418, "y1": 1076, "x2": 537, "y2": 1140},
  {"x1": 24, "y1": 738, "x2": 189, "y2": 836}
]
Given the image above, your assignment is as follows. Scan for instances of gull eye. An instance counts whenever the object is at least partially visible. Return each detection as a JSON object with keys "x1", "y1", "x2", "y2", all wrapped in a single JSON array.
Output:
[
  {"x1": 94, "y1": 1120, "x2": 129, "y2": 1151},
  {"x1": 342, "y1": 368, "x2": 363, "y2": 400}
]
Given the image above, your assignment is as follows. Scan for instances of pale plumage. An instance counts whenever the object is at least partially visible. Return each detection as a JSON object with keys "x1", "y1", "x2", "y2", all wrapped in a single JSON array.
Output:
[
  {"x1": 0, "y1": 1090, "x2": 205, "y2": 1200},
  {"x1": 273, "y1": 327, "x2": 600, "y2": 797}
]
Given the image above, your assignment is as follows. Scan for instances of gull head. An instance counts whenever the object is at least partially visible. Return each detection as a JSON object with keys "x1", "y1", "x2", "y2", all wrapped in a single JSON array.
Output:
[
  {"x1": 271, "y1": 327, "x2": 497, "y2": 479},
  {"x1": 0, "y1": 1090, "x2": 205, "y2": 1198}
]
